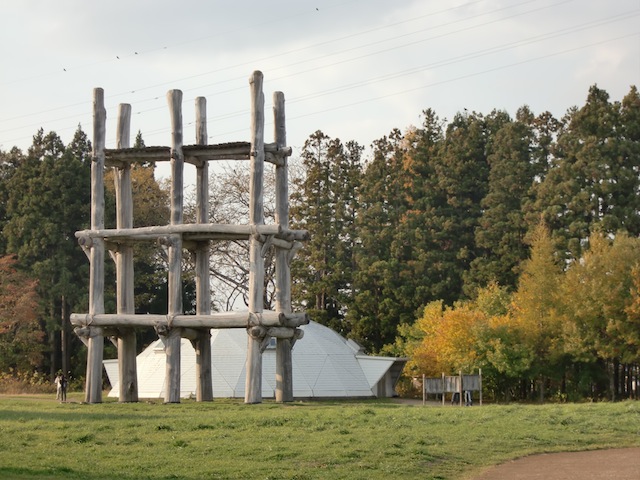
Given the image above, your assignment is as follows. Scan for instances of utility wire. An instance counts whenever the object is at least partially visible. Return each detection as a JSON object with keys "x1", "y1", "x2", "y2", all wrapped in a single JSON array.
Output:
[
  {"x1": 0, "y1": 0, "x2": 545, "y2": 126},
  {"x1": 1, "y1": 2, "x2": 637, "y2": 148},
  {"x1": 0, "y1": 0, "x2": 491, "y2": 118}
]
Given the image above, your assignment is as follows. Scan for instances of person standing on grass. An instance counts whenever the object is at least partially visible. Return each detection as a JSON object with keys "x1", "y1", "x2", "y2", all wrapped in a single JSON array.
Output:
[
  {"x1": 54, "y1": 371, "x2": 67, "y2": 402},
  {"x1": 60, "y1": 373, "x2": 67, "y2": 402},
  {"x1": 53, "y1": 371, "x2": 64, "y2": 401}
]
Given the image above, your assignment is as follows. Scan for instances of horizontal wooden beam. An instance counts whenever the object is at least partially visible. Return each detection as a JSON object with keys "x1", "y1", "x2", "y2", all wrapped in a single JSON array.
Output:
[
  {"x1": 77, "y1": 224, "x2": 281, "y2": 238},
  {"x1": 105, "y1": 146, "x2": 171, "y2": 167},
  {"x1": 183, "y1": 142, "x2": 251, "y2": 165},
  {"x1": 76, "y1": 224, "x2": 309, "y2": 244},
  {"x1": 104, "y1": 142, "x2": 293, "y2": 168},
  {"x1": 70, "y1": 311, "x2": 310, "y2": 329}
]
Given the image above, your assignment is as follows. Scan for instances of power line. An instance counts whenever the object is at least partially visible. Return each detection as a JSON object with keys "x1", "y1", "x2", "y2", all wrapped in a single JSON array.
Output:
[
  {"x1": 203, "y1": 31, "x2": 639, "y2": 142},
  {"x1": 130, "y1": 12, "x2": 640, "y2": 140},
  {"x1": 1, "y1": 2, "x2": 637, "y2": 149},
  {"x1": 0, "y1": 0, "x2": 360, "y2": 87},
  {"x1": 0, "y1": 0, "x2": 571, "y2": 138},
  {"x1": 0, "y1": 0, "x2": 524, "y2": 124}
]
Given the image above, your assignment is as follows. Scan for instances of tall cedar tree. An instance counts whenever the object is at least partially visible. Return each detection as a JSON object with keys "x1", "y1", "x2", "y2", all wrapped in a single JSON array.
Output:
[
  {"x1": 392, "y1": 111, "x2": 444, "y2": 318},
  {"x1": 291, "y1": 131, "x2": 362, "y2": 336},
  {"x1": 0, "y1": 147, "x2": 26, "y2": 255},
  {"x1": 412, "y1": 110, "x2": 495, "y2": 304},
  {"x1": 465, "y1": 107, "x2": 552, "y2": 294},
  {"x1": 348, "y1": 130, "x2": 409, "y2": 352},
  {"x1": 532, "y1": 85, "x2": 640, "y2": 259},
  {"x1": 3, "y1": 128, "x2": 91, "y2": 377}
]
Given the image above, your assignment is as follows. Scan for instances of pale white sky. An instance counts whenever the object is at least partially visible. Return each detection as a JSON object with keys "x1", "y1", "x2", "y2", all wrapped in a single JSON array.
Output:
[{"x1": 1, "y1": 0, "x2": 638, "y2": 177}]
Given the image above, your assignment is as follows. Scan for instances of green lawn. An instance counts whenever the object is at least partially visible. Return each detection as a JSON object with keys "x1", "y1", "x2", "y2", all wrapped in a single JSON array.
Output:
[{"x1": 0, "y1": 394, "x2": 638, "y2": 479}]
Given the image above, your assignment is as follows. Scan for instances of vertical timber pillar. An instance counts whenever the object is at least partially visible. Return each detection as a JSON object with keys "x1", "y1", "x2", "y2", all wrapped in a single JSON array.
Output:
[
  {"x1": 114, "y1": 103, "x2": 138, "y2": 402},
  {"x1": 86, "y1": 88, "x2": 106, "y2": 403},
  {"x1": 164, "y1": 89, "x2": 184, "y2": 403},
  {"x1": 193, "y1": 96, "x2": 213, "y2": 402},
  {"x1": 273, "y1": 91, "x2": 294, "y2": 403},
  {"x1": 245, "y1": 71, "x2": 266, "y2": 404}
]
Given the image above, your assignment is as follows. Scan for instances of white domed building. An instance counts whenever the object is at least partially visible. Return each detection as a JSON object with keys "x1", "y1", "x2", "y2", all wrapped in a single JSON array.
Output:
[{"x1": 104, "y1": 321, "x2": 406, "y2": 399}]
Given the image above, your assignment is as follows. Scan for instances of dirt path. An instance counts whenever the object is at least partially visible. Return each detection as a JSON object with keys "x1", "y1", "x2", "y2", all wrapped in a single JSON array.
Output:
[{"x1": 471, "y1": 447, "x2": 640, "y2": 479}]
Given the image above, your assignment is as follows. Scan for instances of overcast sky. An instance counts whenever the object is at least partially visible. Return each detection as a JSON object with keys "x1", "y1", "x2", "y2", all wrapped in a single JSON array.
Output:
[{"x1": 1, "y1": 0, "x2": 638, "y2": 176}]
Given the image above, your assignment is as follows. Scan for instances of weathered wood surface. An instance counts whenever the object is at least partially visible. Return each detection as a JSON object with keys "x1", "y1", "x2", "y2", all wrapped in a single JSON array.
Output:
[
  {"x1": 117, "y1": 330, "x2": 138, "y2": 402},
  {"x1": 85, "y1": 87, "x2": 107, "y2": 404},
  {"x1": 165, "y1": 89, "x2": 184, "y2": 403},
  {"x1": 195, "y1": 97, "x2": 209, "y2": 226},
  {"x1": 76, "y1": 223, "x2": 309, "y2": 242},
  {"x1": 421, "y1": 371, "x2": 483, "y2": 406},
  {"x1": 162, "y1": 327, "x2": 182, "y2": 403},
  {"x1": 114, "y1": 103, "x2": 138, "y2": 402},
  {"x1": 91, "y1": 88, "x2": 106, "y2": 232},
  {"x1": 70, "y1": 311, "x2": 310, "y2": 328},
  {"x1": 194, "y1": 95, "x2": 213, "y2": 402},
  {"x1": 75, "y1": 76, "x2": 306, "y2": 405},
  {"x1": 168, "y1": 89, "x2": 184, "y2": 227},
  {"x1": 183, "y1": 142, "x2": 291, "y2": 166},
  {"x1": 273, "y1": 90, "x2": 294, "y2": 403},
  {"x1": 104, "y1": 142, "x2": 291, "y2": 168},
  {"x1": 246, "y1": 70, "x2": 266, "y2": 404},
  {"x1": 105, "y1": 146, "x2": 171, "y2": 167},
  {"x1": 191, "y1": 331, "x2": 212, "y2": 401}
]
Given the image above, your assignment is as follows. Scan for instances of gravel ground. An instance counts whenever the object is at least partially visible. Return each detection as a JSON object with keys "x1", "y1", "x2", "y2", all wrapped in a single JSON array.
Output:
[{"x1": 471, "y1": 447, "x2": 640, "y2": 480}]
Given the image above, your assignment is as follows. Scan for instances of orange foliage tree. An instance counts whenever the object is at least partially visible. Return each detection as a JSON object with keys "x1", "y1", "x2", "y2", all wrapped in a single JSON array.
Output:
[
  {"x1": 0, "y1": 255, "x2": 44, "y2": 371},
  {"x1": 403, "y1": 300, "x2": 484, "y2": 377}
]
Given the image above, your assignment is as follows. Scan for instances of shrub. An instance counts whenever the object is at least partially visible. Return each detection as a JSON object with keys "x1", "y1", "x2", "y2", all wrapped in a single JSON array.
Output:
[{"x1": 0, "y1": 369, "x2": 55, "y2": 394}]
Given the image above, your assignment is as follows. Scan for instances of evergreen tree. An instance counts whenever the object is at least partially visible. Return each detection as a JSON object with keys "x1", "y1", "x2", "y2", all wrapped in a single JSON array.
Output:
[
  {"x1": 465, "y1": 107, "x2": 549, "y2": 294},
  {"x1": 532, "y1": 85, "x2": 640, "y2": 259},
  {"x1": 415, "y1": 110, "x2": 491, "y2": 304},
  {"x1": 348, "y1": 130, "x2": 409, "y2": 351},
  {"x1": 0, "y1": 147, "x2": 25, "y2": 255},
  {"x1": 3, "y1": 128, "x2": 91, "y2": 377},
  {"x1": 291, "y1": 131, "x2": 362, "y2": 335}
]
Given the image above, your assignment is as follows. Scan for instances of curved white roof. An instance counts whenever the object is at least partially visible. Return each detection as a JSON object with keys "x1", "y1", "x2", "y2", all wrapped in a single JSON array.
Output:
[{"x1": 105, "y1": 320, "x2": 404, "y2": 399}]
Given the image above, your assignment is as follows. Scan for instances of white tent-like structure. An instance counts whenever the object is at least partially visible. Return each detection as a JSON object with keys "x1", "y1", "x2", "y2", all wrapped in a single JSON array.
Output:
[{"x1": 104, "y1": 321, "x2": 406, "y2": 399}]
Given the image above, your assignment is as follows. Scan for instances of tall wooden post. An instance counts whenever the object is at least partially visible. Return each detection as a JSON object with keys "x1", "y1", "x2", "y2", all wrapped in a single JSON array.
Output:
[
  {"x1": 245, "y1": 71, "x2": 266, "y2": 404},
  {"x1": 193, "y1": 96, "x2": 213, "y2": 401},
  {"x1": 273, "y1": 91, "x2": 293, "y2": 403},
  {"x1": 86, "y1": 88, "x2": 106, "y2": 403},
  {"x1": 164, "y1": 89, "x2": 184, "y2": 403},
  {"x1": 114, "y1": 103, "x2": 138, "y2": 402}
]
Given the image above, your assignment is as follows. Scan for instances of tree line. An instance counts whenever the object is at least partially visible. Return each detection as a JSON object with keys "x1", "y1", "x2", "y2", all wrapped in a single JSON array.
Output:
[
  {"x1": 0, "y1": 84, "x2": 638, "y2": 401},
  {"x1": 291, "y1": 85, "x2": 640, "y2": 401},
  {"x1": 0, "y1": 130, "x2": 170, "y2": 381}
]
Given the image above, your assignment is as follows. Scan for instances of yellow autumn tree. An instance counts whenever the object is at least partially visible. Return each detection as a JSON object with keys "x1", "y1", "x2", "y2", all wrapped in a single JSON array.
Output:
[
  {"x1": 623, "y1": 265, "x2": 640, "y2": 364},
  {"x1": 506, "y1": 223, "x2": 565, "y2": 399},
  {"x1": 405, "y1": 300, "x2": 484, "y2": 376}
]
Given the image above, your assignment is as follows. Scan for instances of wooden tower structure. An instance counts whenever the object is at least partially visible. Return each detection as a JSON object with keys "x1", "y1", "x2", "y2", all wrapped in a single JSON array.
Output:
[{"x1": 71, "y1": 71, "x2": 309, "y2": 404}]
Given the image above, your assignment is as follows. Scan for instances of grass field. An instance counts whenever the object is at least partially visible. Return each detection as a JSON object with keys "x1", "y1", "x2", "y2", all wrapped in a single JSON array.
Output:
[{"x1": 0, "y1": 394, "x2": 638, "y2": 480}]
